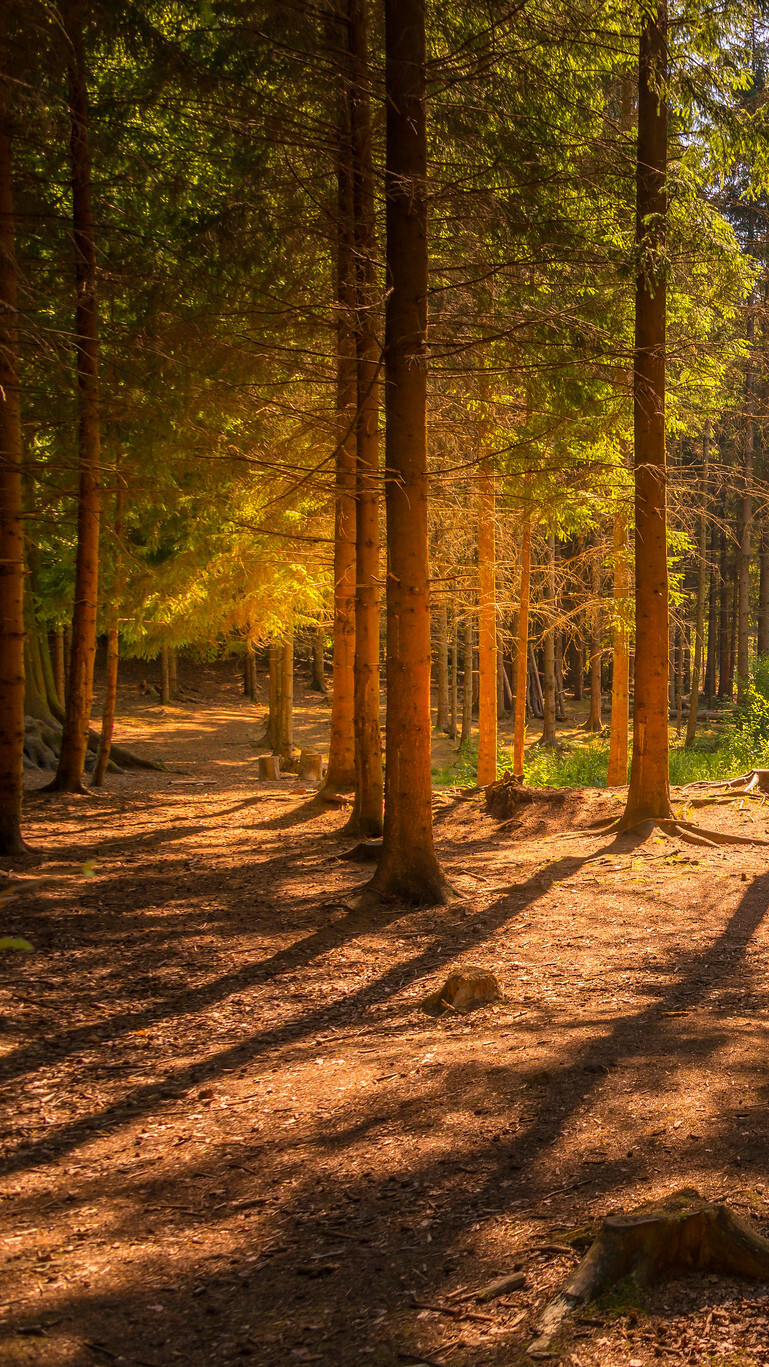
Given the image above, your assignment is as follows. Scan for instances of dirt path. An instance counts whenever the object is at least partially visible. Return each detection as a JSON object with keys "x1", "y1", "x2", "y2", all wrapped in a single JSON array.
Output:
[{"x1": 2, "y1": 666, "x2": 769, "y2": 1366}]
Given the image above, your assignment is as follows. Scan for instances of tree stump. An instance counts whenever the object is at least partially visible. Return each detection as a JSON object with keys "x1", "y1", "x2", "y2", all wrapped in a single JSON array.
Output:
[
  {"x1": 421, "y1": 967, "x2": 501, "y2": 1016},
  {"x1": 298, "y1": 750, "x2": 323, "y2": 781},
  {"x1": 258, "y1": 755, "x2": 281, "y2": 781},
  {"x1": 528, "y1": 1189, "x2": 769, "y2": 1357}
]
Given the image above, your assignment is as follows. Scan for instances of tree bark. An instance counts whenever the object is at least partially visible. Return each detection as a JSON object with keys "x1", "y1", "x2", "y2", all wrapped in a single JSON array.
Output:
[
  {"x1": 513, "y1": 510, "x2": 532, "y2": 779},
  {"x1": 541, "y1": 532, "x2": 557, "y2": 746},
  {"x1": 278, "y1": 630, "x2": 294, "y2": 767},
  {"x1": 759, "y1": 527, "x2": 769, "y2": 657},
  {"x1": 608, "y1": 480, "x2": 630, "y2": 784},
  {"x1": 160, "y1": 644, "x2": 170, "y2": 706},
  {"x1": 51, "y1": 5, "x2": 101, "y2": 793},
  {"x1": 685, "y1": 421, "x2": 710, "y2": 746},
  {"x1": 265, "y1": 642, "x2": 278, "y2": 750},
  {"x1": 321, "y1": 5, "x2": 357, "y2": 794},
  {"x1": 620, "y1": 0, "x2": 672, "y2": 830},
  {"x1": 368, "y1": 0, "x2": 446, "y2": 902},
  {"x1": 0, "y1": 28, "x2": 26, "y2": 852},
  {"x1": 310, "y1": 622, "x2": 326, "y2": 693},
  {"x1": 53, "y1": 627, "x2": 66, "y2": 706},
  {"x1": 346, "y1": 0, "x2": 383, "y2": 839},
  {"x1": 435, "y1": 603, "x2": 449, "y2": 732},
  {"x1": 705, "y1": 519, "x2": 718, "y2": 704},
  {"x1": 737, "y1": 250, "x2": 755, "y2": 703},
  {"x1": 718, "y1": 508, "x2": 730, "y2": 697},
  {"x1": 459, "y1": 613, "x2": 473, "y2": 749},
  {"x1": 584, "y1": 541, "x2": 603, "y2": 731},
  {"x1": 477, "y1": 460, "x2": 497, "y2": 783},
  {"x1": 449, "y1": 609, "x2": 458, "y2": 739},
  {"x1": 92, "y1": 477, "x2": 124, "y2": 788}
]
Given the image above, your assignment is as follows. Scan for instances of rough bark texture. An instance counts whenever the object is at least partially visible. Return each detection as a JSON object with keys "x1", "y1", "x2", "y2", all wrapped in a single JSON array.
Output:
[
  {"x1": 369, "y1": 0, "x2": 446, "y2": 903},
  {"x1": 584, "y1": 542, "x2": 602, "y2": 731},
  {"x1": 477, "y1": 461, "x2": 497, "y2": 783},
  {"x1": 347, "y1": 0, "x2": 383, "y2": 839},
  {"x1": 51, "y1": 6, "x2": 101, "y2": 793},
  {"x1": 620, "y1": 1, "x2": 672, "y2": 830},
  {"x1": 321, "y1": 11, "x2": 357, "y2": 795},
  {"x1": 92, "y1": 478, "x2": 123, "y2": 788},
  {"x1": 278, "y1": 632, "x2": 294, "y2": 767},
  {"x1": 435, "y1": 603, "x2": 449, "y2": 732},
  {"x1": 449, "y1": 610, "x2": 458, "y2": 738},
  {"x1": 310, "y1": 622, "x2": 327, "y2": 693},
  {"x1": 0, "y1": 33, "x2": 26, "y2": 852},
  {"x1": 459, "y1": 614, "x2": 473, "y2": 749},
  {"x1": 737, "y1": 263, "x2": 754, "y2": 702},
  {"x1": 759, "y1": 527, "x2": 769, "y2": 657},
  {"x1": 513, "y1": 512, "x2": 532, "y2": 779}
]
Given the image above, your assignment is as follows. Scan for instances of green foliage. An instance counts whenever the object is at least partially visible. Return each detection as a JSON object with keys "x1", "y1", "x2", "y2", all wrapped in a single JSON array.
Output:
[{"x1": 0, "y1": 938, "x2": 34, "y2": 953}]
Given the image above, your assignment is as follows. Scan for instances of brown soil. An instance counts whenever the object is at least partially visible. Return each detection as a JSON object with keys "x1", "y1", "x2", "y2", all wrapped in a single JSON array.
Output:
[{"x1": 2, "y1": 661, "x2": 769, "y2": 1366}]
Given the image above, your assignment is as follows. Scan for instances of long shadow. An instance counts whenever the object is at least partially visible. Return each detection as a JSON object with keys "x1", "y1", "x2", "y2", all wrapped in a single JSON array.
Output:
[{"x1": 0, "y1": 849, "x2": 600, "y2": 1176}]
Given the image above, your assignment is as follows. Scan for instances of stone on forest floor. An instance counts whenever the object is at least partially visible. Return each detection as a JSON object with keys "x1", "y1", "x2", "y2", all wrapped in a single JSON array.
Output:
[
  {"x1": 528, "y1": 1188, "x2": 769, "y2": 1357},
  {"x1": 420, "y1": 966, "x2": 501, "y2": 1015}
]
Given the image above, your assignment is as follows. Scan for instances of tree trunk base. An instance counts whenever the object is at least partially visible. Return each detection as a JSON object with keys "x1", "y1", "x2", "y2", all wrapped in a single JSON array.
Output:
[
  {"x1": 529, "y1": 1189, "x2": 769, "y2": 1357},
  {"x1": 23, "y1": 716, "x2": 163, "y2": 778},
  {"x1": 608, "y1": 815, "x2": 769, "y2": 848}
]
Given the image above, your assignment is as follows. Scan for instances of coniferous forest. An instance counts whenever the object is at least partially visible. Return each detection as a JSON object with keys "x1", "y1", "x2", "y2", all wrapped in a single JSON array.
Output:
[{"x1": 8, "y1": 2, "x2": 769, "y2": 1364}]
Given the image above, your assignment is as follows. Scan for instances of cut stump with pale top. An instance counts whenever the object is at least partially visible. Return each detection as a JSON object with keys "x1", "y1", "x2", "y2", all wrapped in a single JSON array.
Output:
[{"x1": 421, "y1": 967, "x2": 501, "y2": 1016}]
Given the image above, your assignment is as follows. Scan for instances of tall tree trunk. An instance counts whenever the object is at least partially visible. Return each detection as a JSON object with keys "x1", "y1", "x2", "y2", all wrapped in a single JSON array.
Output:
[
  {"x1": 541, "y1": 532, "x2": 557, "y2": 746},
  {"x1": 705, "y1": 520, "x2": 718, "y2": 704},
  {"x1": 347, "y1": 0, "x2": 383, "y2": 838},
  {"x1": 449, "y1": 609, "x2": 458, "y2": 739},
  {"x1": 435, "y1": 603, "x2": 449, "y2": 731},
  {"x1": 477, "y1": 460, "x2": 497, "y2": 783},
  {"x1": 608, "y1": 474, "x2": 630, "y2": 784},
  {"x1": 513, "y1": 510, "x2": 532, "y2": 779},
  {"x1": 759, "y1": 526, "x2": 769, "y2": 657},
  {"x1": 278, "y1": 631, "x2": 293, "y2": 766},
  {"x1": 310, "y1": 622, "x2": 327, "y2": 693},
  {"x1": 675, "y1": 620, "x2": 684, "y2": 737},
  {"x1": 264, "y1": 642, "x2": 278, "y2": 750},
  {"x1": 585, "y1": 542, "x2": 603, "y2": 731},
  {"x1": 51, "y1": 6, "x2": 101, "y2": 793},
  {"x1": 620, "y1": 0, "x2": 672, "y2": 829},
  {"x1": 718, "y1": 510, "x2": 730, "y2": 696},
  {"x1": 459, "y1": 614, "x2": 473, "y2": 749},
  {"x1": 169, "y1": 645, "x2": 178, "y2": 699},
  {"x1": 321, "y1": 6, "x2": 357, "y2": 794},
  {"x1": 685, "y1": 421, "x2": 710, "y2": 746},
  {"x1": 737, "y1": 247, "x2": 755, "y2": 703},
  {"x1": 53, "y1": 627, "x2": 66, "y2": 705},
  {"x1": 369, "y1": 0, "x2": 445, "y2": 902},
  {"x1": 92, "y1": 476, "x2": 124, "y2": 787},
  {"x1": 0, "y1": 30, "x2": 26, "y2": 852}
]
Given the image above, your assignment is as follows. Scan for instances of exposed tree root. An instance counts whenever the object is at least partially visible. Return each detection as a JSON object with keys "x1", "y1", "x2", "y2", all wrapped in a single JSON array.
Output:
[
  {"x1": 528, "y1": 1189, "x2": 769, "y2": 1357},
  {"x1": 23, "y1": 715, "x2": 165, "y2": 776},
  {"x1": 682, "y1": 769, "x2": 769, "y2": 796},
  {"x1": 338, "y1": 841, "x2": 383, "y2": 863},
  {"x1": 590, "y1": 815, "x2": 768, "y2": 848}
]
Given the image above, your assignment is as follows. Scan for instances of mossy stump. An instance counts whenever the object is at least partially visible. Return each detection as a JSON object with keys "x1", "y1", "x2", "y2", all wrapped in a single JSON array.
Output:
[{"x1": 529, "y1": 1188, "x2": 769, "y2": 1357}]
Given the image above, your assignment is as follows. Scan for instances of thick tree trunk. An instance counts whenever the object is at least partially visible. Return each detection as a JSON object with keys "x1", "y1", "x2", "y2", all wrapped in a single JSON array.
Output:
[
  {"x1": 608, "y1": 480, "x2": 630, "y2": 784},
  {"x1": 513, "y1": 511, "x2": 532, "y2": 779},
  {"x1": 584, "y1": 543, "x2": 603, "y2": 731},
  {"x1": 620, "y1": 0, "x2": 672, "y2": 830},
  {"x1": 346, "y1": 0, "x2": 383, "y2": 839},
  {"x1": 477, "y1": 461, "x2": 497, "y2": 783},
  {"x1": 459, "y1": 614, "x2": 473, "y2": 749},
  {"x1": 51, "y1": 8, "x2": 101, "y2": 793},
  {"x1": 322, "y1": 8, "x2": 357, "y2": 795},
  {"x1": 541, "y1": 532, "x2": 557, "y2": 746},
  {"x1": 368, "y1": 0, "x2": 446, "y2": 902},
  {"x1": 0, "y1": 37, "x2": 26, "y2": 852},
  {"x1": 685, "y1": 422, "x2": 710, "y2": 746}
]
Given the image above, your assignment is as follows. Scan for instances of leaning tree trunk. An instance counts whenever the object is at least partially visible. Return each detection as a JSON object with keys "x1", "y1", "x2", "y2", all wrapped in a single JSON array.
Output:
[
  {"x1": 477, "y1": 457, "x2": 498, "y2": 784},
  {"x1": 513, "y1": 507, "x2": 532, "y2": 779},
  {"x1": 685, "y1": 420, "x2": 710, "y2": 747},
  {"x1": 321, "y1": 7, "x2": 357, "y2": 796},
  {"x1": 369, "y1": 0, "x2": 447, "y2": 903},
  {"x1": 346, "y1": 0, "x2": 383, "y2": 839},
  {"x1": 608, "y1": 465, "x2": 630, "y2": 785},
  {"x1": 619, "y1": 0, "x2": 672, "y2": 831},
  {"x1": 51, "y1": 8, "x2": 101, "y2": 794},
  {"x1": 0, "y1": 35, "x2": 26, "y2": 853}
]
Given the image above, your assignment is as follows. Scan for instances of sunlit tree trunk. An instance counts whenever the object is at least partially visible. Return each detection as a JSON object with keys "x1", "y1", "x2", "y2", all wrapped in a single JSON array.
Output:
[
  {"x1": 369, "y1": 0, "x2": 445, "y2": 902},
  {"x1": 449, "y1": 610, "x2": 458, "y2": 739},
  {"x1": 435, "y1": 603, "x2": 449, "y2": 731},
  {"x1": 0, "y1": 30, "x2": 26, "y2": 852},
  {"x1": 310, "y1": 622, "x2": 327, "y2": 693},
  {"x1": 620, "y1": 0, "x2": 672, "y2": 829},
  {"x1": 685, "y1": 421, "x2": 709, "y2": 747},
  {"x1": 541, "y1": 532, "x2": 557, "y2": 747},
  {"x1": 322, "y1": 5, "x2": 357, "y2": 794},
  {"x1": 513, "y1": 510, "x2": 532, "y2": 779},
  {"x1": 585, "y1": 542, "x2": 603, "y2": 731},
  {"x1": 278, "y1": 630, "x2": 294, "y2": 767},
  {"x1": 346, "y1": 0, "x2": 383, "y2": 838},
  {"x1": 51, "y1": 6, "x2": 101, "y2": 793},
  {"x1": 92, "y1": 477, "x2": 124, "y2": 787},
  {"x1": 608, "y1": 464, "x2": 630, "y2": 784},
  {"x1": 477, "y1": 459, "x2": 497, "y2": 783},
  {"x1": 738, "y1": 233, "x2": 755, "y2": 704},
  {"x1": 53, "y1": 627, "x2": 66, "y2": 705},
  {"x1": 759, "y1": 527, "x2": 769, "y2": 657},
  {"x1": 459, "y1": 614, "x2": 473, "y2": 748}
]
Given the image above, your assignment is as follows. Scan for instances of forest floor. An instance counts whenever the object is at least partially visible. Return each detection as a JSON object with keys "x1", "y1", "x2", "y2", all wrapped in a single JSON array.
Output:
[{"x1": 3, "y1": 660, "x2": 769, "y2": 1367}]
